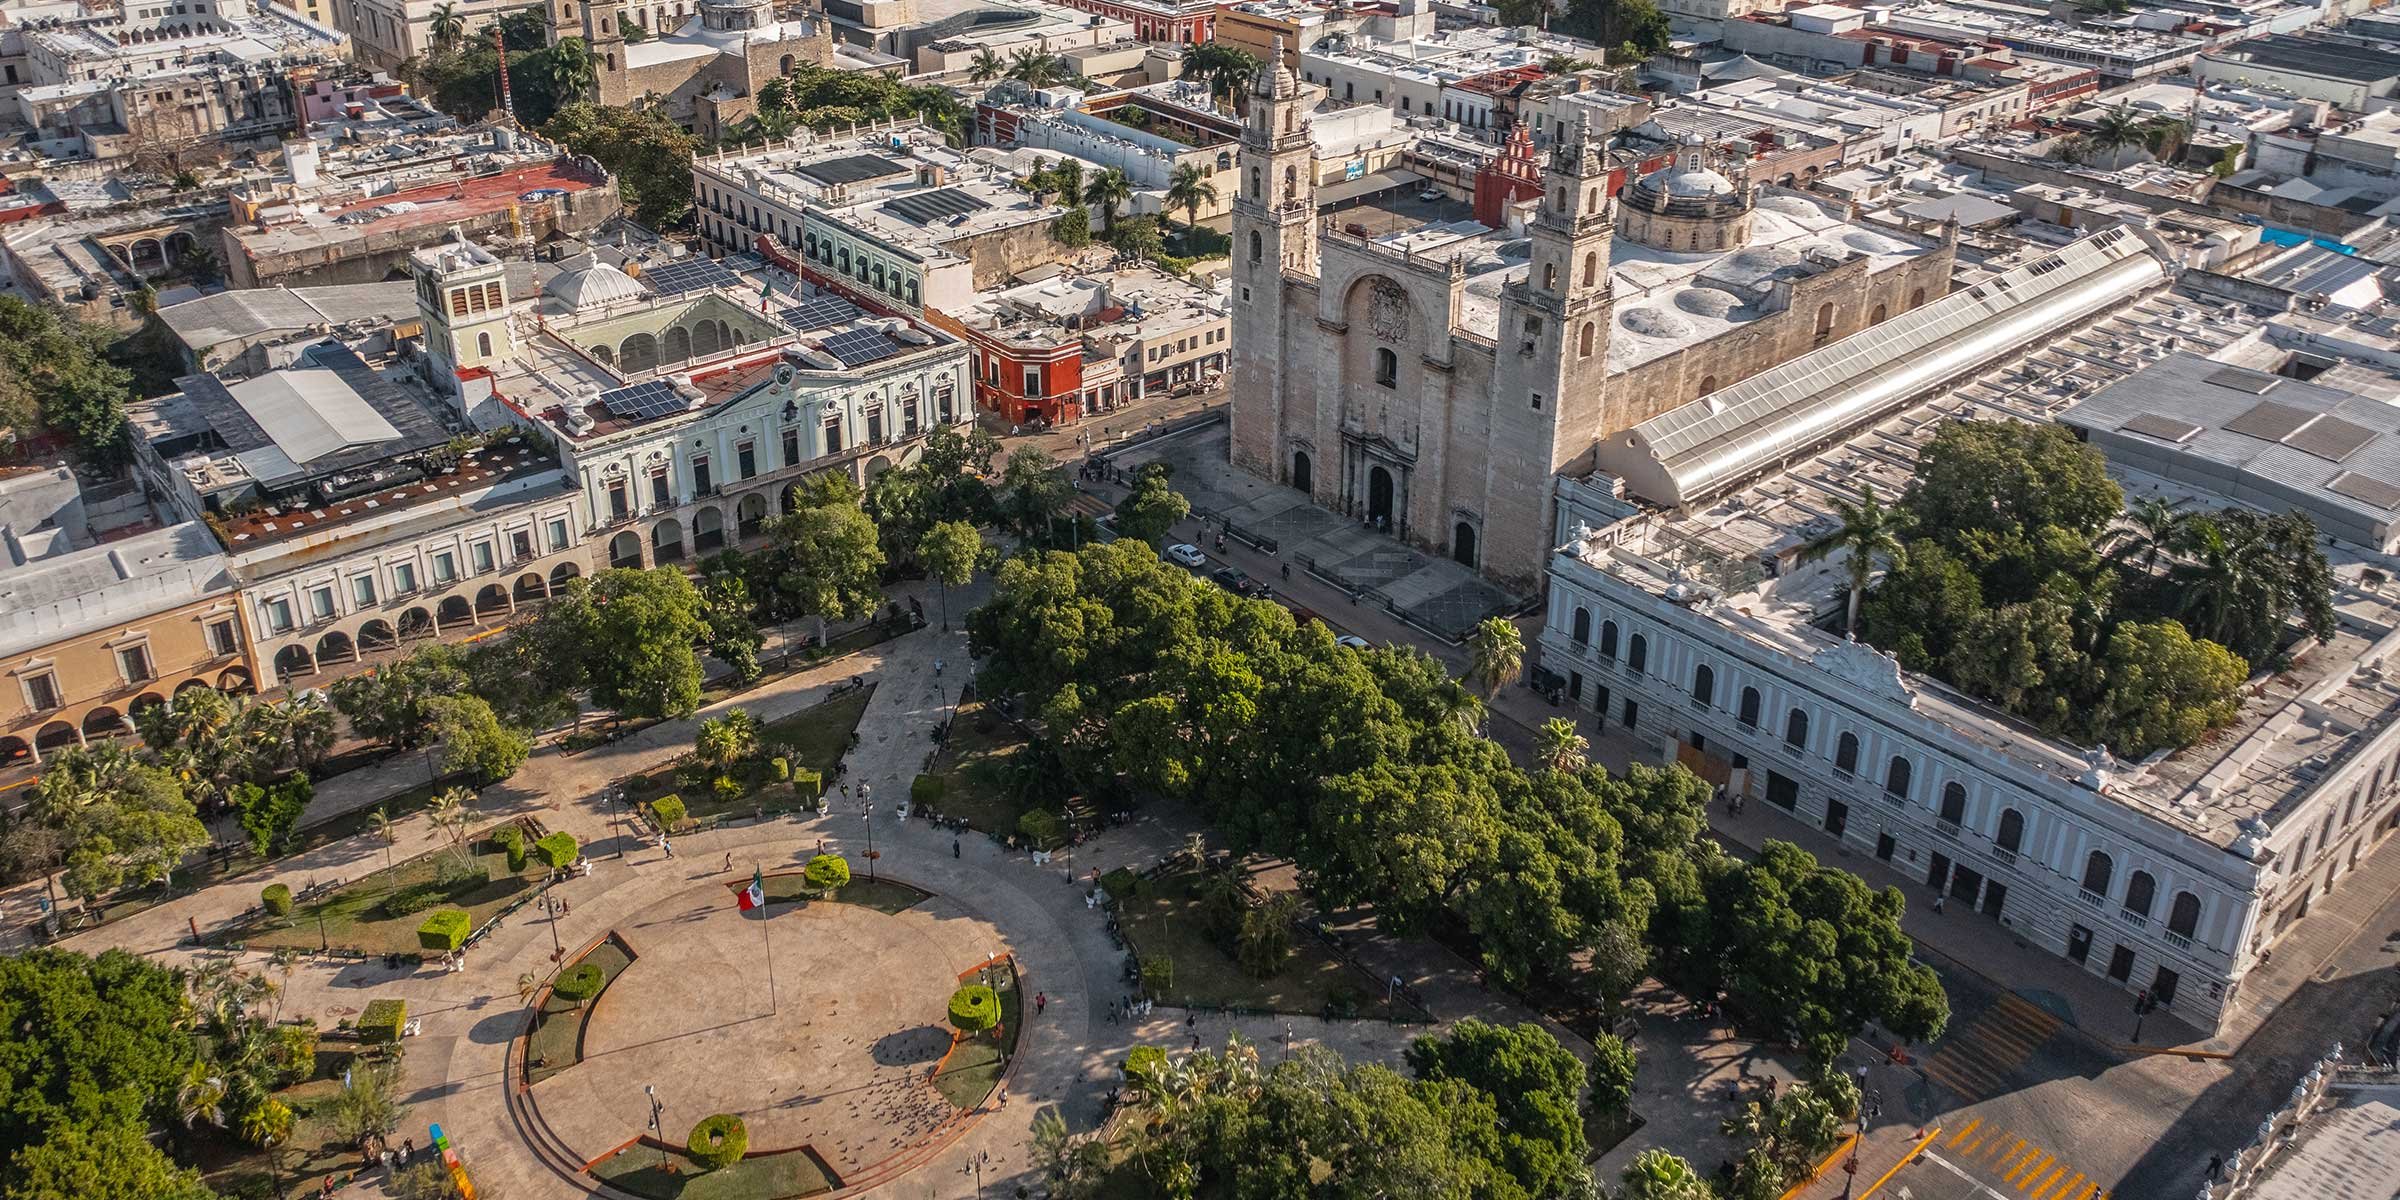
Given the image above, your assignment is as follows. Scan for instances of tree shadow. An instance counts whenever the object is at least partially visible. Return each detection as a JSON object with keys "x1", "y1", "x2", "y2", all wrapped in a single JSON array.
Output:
[
  {"x1": 871, "y1": 1025, "x2": 953, "y2": 1067},
  {"x1": 468, "y1": 1007, "x2": 529, "y2": 1046}
]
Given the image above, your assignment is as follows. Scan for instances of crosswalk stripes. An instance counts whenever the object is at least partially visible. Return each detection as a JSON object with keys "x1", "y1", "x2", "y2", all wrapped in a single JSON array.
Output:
[
  {"x1": 1919, "y1": 992, "x2": 2063, "y2": 1101},
  {"x1": 1931, "y1": 1120, "x2": 2111, "y2": 1200}
]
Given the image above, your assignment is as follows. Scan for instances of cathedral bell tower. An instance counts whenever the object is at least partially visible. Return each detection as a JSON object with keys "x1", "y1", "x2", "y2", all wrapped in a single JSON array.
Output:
[
  {"x1": 547, "y1": 0, "x2": 629, "y2": 105},
  {"x1": 1227, "y1": 37, "x2": 1323, "y2": 480}
]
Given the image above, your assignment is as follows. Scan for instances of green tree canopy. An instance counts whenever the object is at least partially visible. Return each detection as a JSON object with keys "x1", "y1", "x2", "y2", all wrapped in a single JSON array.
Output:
[
  {"x1": 538, "y1": 568, "x2": 708, "y2": 720},
  {"x1": 427, "y1": 693, "x2": 532, "y2": 784},
  {"x1": 6, "y1": 1119, "x2": 217, "y2": 1200},
  {"x1": 330, "y1": 642, "x2": 471, "y2": 748},
  {"x1": 1112, "y1": 463, "x2": 1189, "y2": 547},
  {"x1": 0, "y1": 950, "x2": 195, "y2": 1161},
  {"x1": 1405, "y1": 1020, "x2": 1590, "y2": 1199},
  {"x1": 766, "y1": 474, "x2": 886, "y2": 645},
  {"x1": 542, "y1": 103, "x2": 699, "y2": 227}
]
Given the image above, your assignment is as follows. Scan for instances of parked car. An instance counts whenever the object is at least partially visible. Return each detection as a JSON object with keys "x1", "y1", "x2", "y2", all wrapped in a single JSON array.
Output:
[
  {"x1": 1335, "y1": 635, "x2": 1371, "y2": 650},
  {"x1": 1166, "y1": 543, "x2": 1207, "y2": 568},
  {"x1": 1416, "y1": 188, "x2": 1444, "y2": 203},
  {"x1": 1211, "y1": 567, "x2": 1272, "y2": 599}
]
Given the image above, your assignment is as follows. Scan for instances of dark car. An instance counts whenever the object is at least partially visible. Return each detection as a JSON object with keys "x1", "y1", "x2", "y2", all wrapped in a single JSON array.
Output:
[{"x1": 1211, "y1": 567, "x2": 1272, "y2": 599}]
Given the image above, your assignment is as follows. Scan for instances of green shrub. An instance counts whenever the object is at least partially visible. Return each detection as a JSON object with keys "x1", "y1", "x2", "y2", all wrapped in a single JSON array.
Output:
[
  {"x1": 948, "y1": 984, "x2": 999, "y2": 1034},
  {"x1": 534, "y1": 832, "x2": 579, "y2": 869},
  {"x1": 494, "y1": 826, "x2": 526, "y2": 872},
  {"x1": 651, "y1": 794, "x2": 687, "y2": 831},
  {"x1": 381, "y1": 881, "x2": 449, "y2": 917},
  {"x1": 1099, "y1": 867, "x2": 1142, "y2": 901},
  {"x1": 433, "y1": 858, "x2": 488, "y2": 889},
  {"x1": 711, "y1": 775, "x2": 744, "y2": 806},
  {"x1": 1017, "y1": 808, "x2": 1060, "y2": 847},
  {"x1": 675, "y1": 763, "x2": 709, "y2": 793},
  {"x1": 260, "y1": 883, "x2": 292, "y2": 918},
  {"x1": 417, "y1": 909, "x2": 471, "y2": 953},
  {"x1": 1140, "y1": 956, "x2": 1175, "y2": 997},
  {"x1": 552, "y1": 962, "x2": 604, "y2": 1003},
  {"x1": 790, "y1": 768, "x2": 822, "y2": 804},
  {"x1": 911, "y1": 774, "x2": 944, "y2": 806},
  {"x1": 688, "y1": 1114, "x2": 747, "y2": 1171},
  {"x1": 359, "y1": 999, "x2": 407, "y2": 1044},
  {"x1": 768, "y1": 756, "x2": 790, "y2": 783},
  {"x1": 803, "y1": 853, "x2": 850, "y2": 894}
]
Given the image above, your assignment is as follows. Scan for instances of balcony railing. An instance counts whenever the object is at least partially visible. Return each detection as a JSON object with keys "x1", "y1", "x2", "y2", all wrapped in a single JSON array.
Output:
[
  {"x1": 2117, "y1": 908, "x2": 2149, "y2": 929},
  {"x1": 1989, "y1": 846, "x2": 2017, "y2": 866},
  {"x1": 2077, "y1": 888, "x2": 2106, "y2": 907},
  {"x1": 2163, "y1": 930, "x2": 2193, "y2": 951},
  {"x1": 1935, "y1": 818, "x2": 1961, "y2": 839}
]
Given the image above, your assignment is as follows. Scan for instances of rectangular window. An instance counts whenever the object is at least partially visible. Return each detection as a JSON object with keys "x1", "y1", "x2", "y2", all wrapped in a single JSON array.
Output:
[
  {"x1": 692, "y1": 456, "x2": 712, "y2": 496},
  {"x1": 783, "y1": 427, "x2": 802, "y2": 467},
  {"x1": 903, "y1": 399, "x2": 920, "y2": 436},
  {"x1": 547, "y1": 518, "x2": 570, "y2": 552},
  {"x1": 511, "y1": 530, "x2": 535, "y2": 561},
  {"x1": 309, "y1": 586, "x2": 337, "y2": 621},
  {"x1": 610, "y1": 481, "x2": 631, "y2": 520},
  {"x1": 431, "y1": 552, "x2": 457, "y2": 583},
  {"x1": 392, "y1": 562, "x2": 417, "y2": 595},
  {"x1": 266, "y1": 598, "x2": 294, "y2": 632},
  {"x1": 470, "y1": 541, "x2": 495, "y2": 574},
  {"x1": 866, "y1": 407, "x2": 884, "y2": 444},
  {"x1": 207, "y1": 619, "x2": 239, "y2": 656},
  {"x1": 737, "y1": 440, "x2": 757, "y2": 480},
  {"x1": 116, "y1": 645, "x2": 154, "y2": 684},
  {"x1": 649, "y1": 469, "x2": 671, "y2": 509},
  {"x1": 25, "y1": 672, "x2": 60, "y2": 710},
  {"x1": 351, "y1": 575, "x2": 377, "y2": 607},
  {"x1": 825, "y1": 416, "x2": 844, "y2": 455},
  {"x1": 1022, "y1": 365, "x2": 1041, "y2": 395}
]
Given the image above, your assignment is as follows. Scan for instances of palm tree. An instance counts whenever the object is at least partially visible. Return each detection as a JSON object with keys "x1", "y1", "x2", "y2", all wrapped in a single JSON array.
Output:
[
  {"x1": 1463, "y1": 616, "x2": 1524, "y2": 700},
  {"x1": 1165, "y1": 162, "x2": 1217, "y2": 234},
  {"x1": 428, "y1": 2, "x2": 465, "y2": 55},
  {"x1": 545, "y1": 36, "x2": 598, "y2": 105},
  {"x1": 1007, "y1": 46, "x2": 1060, "y2": 88},
  {"x1": 1535, "y1": 717, "x2": 1588, "y2": 773},
  {"x1": 1797, "y1": 484, "x2": 1908, "y2": 635},
  {"x1": 1083, "y1": 167, "x2": 1132, "y2": 234},
  {"x1": 1542, "y1": 54, "x2": 1596, "y2": 73},
  {"x1": 425, "y1": 786, "x2": 477, "y2": 867},
  {"x1": 969, "y1": 48, "x2": 1005, "y2": 84},
  {"x1": 2085, "y1": 104, "x2": 2146, "y2": 154},
  {"x1": 176, "y1": 1064, "x2": 229, "y2": 1131},
  {"x1": 2108, "y1": 494, "x2": 2190, "y2": 576}
]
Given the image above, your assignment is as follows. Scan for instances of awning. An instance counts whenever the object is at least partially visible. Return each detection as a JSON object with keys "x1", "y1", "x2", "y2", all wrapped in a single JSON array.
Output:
[{"x1": 1317, "y1": 168, "x2": 1426, "y2": 207}]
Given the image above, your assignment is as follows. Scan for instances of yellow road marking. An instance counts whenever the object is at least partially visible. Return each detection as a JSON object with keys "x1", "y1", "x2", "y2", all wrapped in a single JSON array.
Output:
[
  {"x1": 1963, "y1": 1132, "x2": 1988, "y2": 1154},
  {"x1": 1948, "y1": 1117, "x2": 1983, "y2": 1148},
  {"x1": 2039, "y1": 1171, "x2": 2084, "y2": 1200},
  {"x1": 1859, "y1": 1127, "x2": 1942, "y2": 1199},
  {"x1": 1991, "y1": 1137, "x2": 2026, "y2": 1164},
  {"x1": 2007, "y1": 1152, "x2": 2053, "y2": 1185},
  {"x1": 2025, "y1": 1164, "x2": 2065, "y2": 1195},
  {"x1": 2072, "y1": 1185, "x2": 2097, "y2": 1200}
]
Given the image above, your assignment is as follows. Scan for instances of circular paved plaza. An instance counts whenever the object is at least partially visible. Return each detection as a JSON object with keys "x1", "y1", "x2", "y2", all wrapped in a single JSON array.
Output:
[{"x1": 524, "y1": 875, "x2": 1006, "y2": 1183}]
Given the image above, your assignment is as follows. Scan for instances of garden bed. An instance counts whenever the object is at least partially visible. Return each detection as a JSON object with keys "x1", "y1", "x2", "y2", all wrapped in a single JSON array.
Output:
[
  {"x1": 932, "y1": 958, "x2": 1023, "y2": 1111},
  {"x1": 230, "y1": 832, "x2": 543, "y2": 957},
  {"x1": 914, "y1": 699, "x2": 1062, "y2": 839},
  {"x1": 623, "y1": 688, "x2": 874, "y2": 826},
  {"x1": 1118, "y1": 870, "x2": 1415, "y2": 1020},
  {"x1": 524, "y1": 936, "x2": 637, "y2": 1085},
  {"x1": 182, "y1": 1039, "x2": 388, "y2": 1199},
  {"x1": 589, "y1": 1143, "x2": 840, "y2": 1200},
  {"x1": 754, "y1": 874, "x2": 927, "y2": 915}
]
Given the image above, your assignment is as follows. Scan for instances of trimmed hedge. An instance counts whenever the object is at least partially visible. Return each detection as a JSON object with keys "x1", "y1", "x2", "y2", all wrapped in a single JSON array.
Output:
[
  {"x1": 803, "y1": 853, "x2": 850, "y2": 893},
  {"x1": 360, "y1": 999, "x2": 406, "y2": 1044},
  {"x1": 791, "y1": 768, "x2": 822, "y2": 805},
  {"x1": 417, "y1": 909, "x2": 471, "y2": 953},
  {"x1": 688, "y1": 1114, "x2": 747, "y2": 1171},
  {"x1": 552, "y1": 962, "x2": 604, "y2": 1003},
  {"x1": 948, "y1": 985, "x2": 999, "y2": 1035},
  {"x1": 650, "y1": 794, "x2": 687, "y2": 831},
  {"x1": 768, "y1": 756, "x2": 791, "y2": 783},
  {"x1": 381, "y1": 881, "x2": 450, "y2": 918},
  {"x1": 911, "y1": 774, "x2": 944, "y2": 806},
  {"x1": 493, "y1": 826, "x2": 527, "y2": 872},
  {"x1": 1099, "y1": 867, "x2": 1142, "y2": 901},
  {"x1": 534, "y1": 832, "x2": 579, "y2": 869},
  {"x1": 260, "y1": 883, "x2": 292, "y2": 918},
  {"x1": 1018, "y1": 808, "x2": 1060, "y2": 847}
]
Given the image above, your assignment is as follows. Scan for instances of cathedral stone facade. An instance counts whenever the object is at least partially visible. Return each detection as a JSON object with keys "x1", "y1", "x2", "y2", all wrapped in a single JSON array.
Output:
[
  {"x1": 1228, "y1": 57, "x2": 1958, "y2": 590},
  {"x1": 549, "y1": 0, "x2": 833, "y2": 140}
]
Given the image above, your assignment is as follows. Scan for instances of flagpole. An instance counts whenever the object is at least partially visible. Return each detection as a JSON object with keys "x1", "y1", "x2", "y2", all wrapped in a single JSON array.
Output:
[{"x1": 758, "y1": 863, "x2": 777, "y2": 1016}]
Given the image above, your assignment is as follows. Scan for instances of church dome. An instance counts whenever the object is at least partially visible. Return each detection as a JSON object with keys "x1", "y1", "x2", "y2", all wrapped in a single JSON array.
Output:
[
  {"x1": 548, "y1": 257, "x2": 646, "y2": 311},
  {"x1": 1653, "y1": 163, "x2": 1735, "y2": 198},
  {"x1": 1618, "y1": 134, "x2": 1756, "y2": 253}
]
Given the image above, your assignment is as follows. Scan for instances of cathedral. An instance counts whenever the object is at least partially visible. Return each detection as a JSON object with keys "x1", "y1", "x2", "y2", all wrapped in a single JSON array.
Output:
[
  {"x1": 547, "y1": 0, "x2": 835, "y2": 140},
  {"x1": 1227, "y1": 50, "x2": 1958, "y2": 589}
]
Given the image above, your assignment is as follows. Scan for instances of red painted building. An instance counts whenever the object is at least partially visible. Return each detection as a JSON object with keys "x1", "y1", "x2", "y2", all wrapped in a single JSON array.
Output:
[{"x1": 1052, "y1": 0, "x2": 1214, "y2": 43}]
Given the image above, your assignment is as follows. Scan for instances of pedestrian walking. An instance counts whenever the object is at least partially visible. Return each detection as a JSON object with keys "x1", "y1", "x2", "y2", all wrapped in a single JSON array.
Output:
[
  {"x1": 934, "y1": 659, "x2": 945, "y2": 677},
  {"x1": 818, "y1": 838, "x2": 826, "y2": 855},
  {"x1": 953, "y1": 837, "x2": 962, "y2": 858},
  {"x1": 1932, "y1": 894, "x2": 1945, "y2": 915},
  {"x1": 560, "y1": 898, "x2": 569, "y2": 916},
  {"x1": 1856, "y1": 1065, "x2": 1869, "y2": 1088},
  {"x1": 1036, "y1": 991, "x2": 1048, "y2": 1015},
  {"x1": 724, "y1": 851, "x2": 732, "y2": 871},
  {"x1": 1190, "y1": 1033, "x2": 1202, "y2": 1052},
  {"x1": 661, "y1": 836, "x2": 674, "y2": 860},
  {"x1": 2207, "y1": 1155, "x2": 2223, "y2": 1181},
  {"x1": 400, "y1": 1138, "x2": 414, "y2": 1165}
]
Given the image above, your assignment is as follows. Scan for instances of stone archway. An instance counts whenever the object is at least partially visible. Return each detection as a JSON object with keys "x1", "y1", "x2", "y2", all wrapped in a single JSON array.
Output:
[
  {"x1": 34, "y1": 720, "x2": 79, "y2": 757},
  {"x1": 316, "y1": 630, "x2": 357, "y2": 666},
  {"x1": 437, "y1": 595, "x2": 474, "y2": 628},
  {"x1": 1291, "y1": 449, "x2": 1312, "y2": 493},
  {"x1": 691, "y1": 320, "x2": 721, "y2": 358},
  {"x1": 360, "y1": 619, "x2": 399, "y2": 651},
  {"x1": 621, "y1": 333, "x2": 660, "y2": 375},
  {"x1": 399, "y1": 607, "x2": 436, "y2": 639},
  {"x1": 665, "y1": 325, "x2": 693, "y2": 363},
  {"x1": 475, "y1": 584, "x2": 512, "y2": 618},
  {"x1": 274, "y1": 643, "x2": 316, "y2": 681},
  {"x1": 1367, "y1": 465, "x2": 1395, "y2": 528},
  {"x1": 514, "y1": 572, "x2": 548, "y2": 604},
  {"x1": 81, "y1": 706, "x2": 124, "y2": 740},
  {"x1": 692, "y1": 506, "x2": 726, "y2": 554},
  {"x1": 1452, "y1": 521, "x2": 1478, "y2": 568},
  {"x1": 737, "y1": 491, "x2": 768, "y2": 538},
  {"x1": 653, "y1": 518, "x2": 686, "y2": 563},
  {"x1": 551, "y1": 561, "x2": 584, "y2": 590},
  {"x1": 610, "y1": 531, "x2": 644, "y2": 568}
]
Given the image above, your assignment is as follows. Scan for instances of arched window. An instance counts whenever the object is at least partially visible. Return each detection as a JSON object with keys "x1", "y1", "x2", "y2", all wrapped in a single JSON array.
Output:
[
  {"x1": 1283, "y1": 164, "x2": 1297, "y2": 200},
  {"x1": 1997, "y1": 808, "x2": 2024, "y2": 853},
  {"x1": 1250, "y1": 166, "x2": 1260, "y2": 199},
  {"x1": 1737, "y1": 687, "x2": 1761, "y2": 728},
  {"x1": 1692, "y1": 664, "x2": 1715, "y2": 706},
  {"x1": 2124, "y1": 871, "x2": 2156, "y2": 918},
  {"x1": 476, "y1": 331, "x2": 492, "y2": 357},
  {"x1": 1578, "y1": 322, "x2": 1595, "y2": 357},
  {"x1": 1582, "y1": 252, "x2": 1598, "y2": 288},
  {"x1": 1909, "y1": 287, "x2": 1926, "y2": 308},
  {"x1": 1784, "y1": 708, "x2": 1809, "y2": 749},
  {"x1": 1626, "y1": 634, "x2": 1647, "y2": 674},
  {"x1": 1571, "y1": 608, "x2": 1591, "y2": 645},
  {"x1": 1554, "y1": 186, "x2": 1566, "y2": 212},
  {"x1": 1373, "y1": 347, "x2": 1398, "y2": 388},
  {"x1": 1248, "y1": 230, "x2": 1262, "y2": 263},
  {"x1": 1542, "y1": 263, "x2": 1557, "y2": 291},
  {"x1": 1698, "y1": 374, "x2": 1717, "y2": 394},
  {"x1": 1939, "y1": 781, "x2": 1966, "y2": 824},
  {"x1": 2082, "y1": 851, "x2": 2114, "y2": 896},
  {"x1": 1834, "y1": 732, "x2": 1858, "y2": 774},
  {"x1": 1598, "y1": 620, "x2": 1618, "y2": 660},
  {"x1": 2168, "y1": 892, "x2": 2200, "y2": 939},
  {"x1": 1884, "y1": 756, "x2": 1912, "y2": 799},
  {"x1": 1814, "y1": 302, "x2": 1836, "y2": 339},
  {"x1": 1870, "y1": 302, "x2": 1887, "y2": 323}
]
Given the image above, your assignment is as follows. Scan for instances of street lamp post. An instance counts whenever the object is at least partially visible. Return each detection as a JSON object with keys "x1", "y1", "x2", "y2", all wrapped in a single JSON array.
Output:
[
  {"x1": 862, "y1": 791, "x2": 878, "y2": 882},
  {"x1": 543, "y1": 886, "x2": 564, "y2": 962},
  {"x1": 963, "y1": 1148, "x2": 990, "y2": 1199},
  {"x1": 645, "y1": 1085, "x2": 664, "y2": 1170},
  {"x1": 1840, "y1": 1088, "x2": 1878, "y2": 1200}
]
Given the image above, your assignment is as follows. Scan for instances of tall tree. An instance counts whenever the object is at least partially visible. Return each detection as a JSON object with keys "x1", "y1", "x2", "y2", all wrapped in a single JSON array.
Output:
[
  {"x1": 2106, "y1": 494, "x2": 2191, "y2": 576},
  {"x1": 919, "y1": 520, "x2": 984, "y2": 631},
  {"x1": 542, "y1": 103, "x2": 699, "y2": 227},
  {"x1": 426, "y1": 694, "x2": 531, "y2": 784},
  {"x1": 329, "y1": 642, "x2": 471, "y2": 748},
  {"x1": 767, "y1": 474, "x2": 886, "y2": 646},
  {"x1": 999, "y1": 448, "x2": 1074, "y2": 543},
  {"x1": 1618, "y1": 1150, "x2": 1713, "y2": 1200},
  {"x1": 1405, "y1": 1020, "x2": 1592, "y2": 1199},
  {"x1": 542, "y1": 36, "x2": 597, "y2": 105},
  {"x1": 968, "y1": 48, "x2": 1005, "y2": 83},
  {"x1": 1112, "y1": 463, "x2": 1189, "y2": 547},
  {"x1": 1533, "y1": 717, "x2": 1587, "y2": 773},
  {"x1": 1082, "y1": 167, "x2": 1133, "y2": 235},
  {"x1": 1799, "y1": 484, "x2": 1908, "y2": 635},
  {"x1": 7, "y1": 1119, "x2": 218, "y2": 1200},
  {"x1": 428, "y1": 2, "x2": 465, "y2": 55},
  {"x1": 0, "y1": 949, "x2": 195, "y2": 1162},
  {"x1": 555, "y1": 568, "x2": 708, "y2": 720},
  {"x1": 1464, "y1": 616, "x2": 1523, "y2": 700}
]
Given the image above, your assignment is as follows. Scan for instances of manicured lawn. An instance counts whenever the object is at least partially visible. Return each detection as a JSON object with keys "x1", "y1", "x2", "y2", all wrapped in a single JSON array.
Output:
[
  {"x1": 525, "y1": 937, "x2": 636, "y2": 1085},
  {"x1": 589, "y1": 1144, "x2": 839, "y2": 1199},
  {"x1": 233, "y1": 835, "x2": 542, "y2": 957},
  {"x1": 1119, "y1": 871, "x2": 1414, "y2": 1020},
  {"x1": 183, "y1": 1041, "x2": 390, "y2": 1199},
  {"x1": 756, "y1": 874, "x2": 927, "y2": 915},
  {"x1": 918, "y1": 700, "x2": 1036, "y2": 837},
  {"x1": 624, "y1": 689, "x2": 873, "y2": 825},
  {"x1": 933, "y1": 960, "x2": 1024, "y2": 1111}
]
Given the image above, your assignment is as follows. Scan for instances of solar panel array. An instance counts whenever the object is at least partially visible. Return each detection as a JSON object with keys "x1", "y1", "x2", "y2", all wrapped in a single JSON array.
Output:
[
  {"x1": 821, "y1": 329, "x2": 904, "y2": 367},
  {"x1": 781, "y1": 296, "x2": 861, "y2": 331},
  {"x1": 885, "y1": 187, "x2": 991, "y2": 226},
  {"x1": 642, "y1": 257, "x2": 740, "y2": 297},
  {"x1": 599, "y1": 380, "x2": 686, "y2": 421}
]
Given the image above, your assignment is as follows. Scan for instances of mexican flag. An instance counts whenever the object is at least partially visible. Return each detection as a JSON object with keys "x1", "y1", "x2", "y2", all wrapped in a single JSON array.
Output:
[{"x1": 739, "y1": 867, "x2": 764, "y2": 911}]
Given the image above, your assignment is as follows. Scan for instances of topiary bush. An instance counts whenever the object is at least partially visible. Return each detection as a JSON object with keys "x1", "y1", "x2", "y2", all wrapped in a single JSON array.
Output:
[
  {"x1": 651, "y1": 794, "x2": 687, "y2": 831},
  {"x1": 1017, "y1": 808, "x2": 1060, "y2": 848},
  {"x1": 493, "y1": 826, "x2": 526, "y2": 872},
  {"x1": 687, "y1": 1114, "x2": 747, "y2": 1171},
  {"x1": 260, "y1": 883, "x2": 292, "y2": 918},
  {"x1": 534, "y1": 832, "x2": 579, "y2": 870},
  {"x1": 790, "y1": 768, "x2": 822, "y2": 805},
  {"x1": 948, "y1": 984, "x2": 999, "y2": 1035},
  {"x1": 360, "y1": 999, "x2": 406, "y2": 1044},
  {"x1": 768, "y1": 756, "x2": 790, "y2": 783},
  {"x1": 711, "y1": 776, "x2": 744, "y2": 807},
  {"x1": 911, "y1": 774, "x2": 944, "y2": 806},
  {"x1": 417, "y1": 909, "x2": 471, "y2": 953},
  {"x1": 1099, "y1": 867, "x2": 1142, "y2": 901},
  {"x1": 803, "y1": 853, "x2": 850, "y2": 894},
  {"x1": 552, "y1": 962, "x2": 604, "y2": 1005}
]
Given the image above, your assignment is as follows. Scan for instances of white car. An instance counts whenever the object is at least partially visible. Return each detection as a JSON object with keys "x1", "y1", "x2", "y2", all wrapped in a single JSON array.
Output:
[
  {"x1": 1335, "y1": 635, "x2": 1371, "y2": 650},
  {"x1": 1166, "y1": 543, "x2": 1207, "y2": 568},
  {"x1": 1416, "y1": 188, "x2": 1444, "y2": 203}
]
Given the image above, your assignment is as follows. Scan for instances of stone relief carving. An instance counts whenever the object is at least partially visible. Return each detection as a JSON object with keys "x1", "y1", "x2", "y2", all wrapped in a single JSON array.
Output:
[
  {"x1": 1368, "y1": 282, "x2": 1410, "y2": 344},
  {"x1": 1811, "y1": 635, "x2": 1912, "y2": 705}
]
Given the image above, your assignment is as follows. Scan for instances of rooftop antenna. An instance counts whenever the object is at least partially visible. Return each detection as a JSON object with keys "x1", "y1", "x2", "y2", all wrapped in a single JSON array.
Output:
[{"x1": 493, "y1": 22, "x2": 516, "y2": 130}]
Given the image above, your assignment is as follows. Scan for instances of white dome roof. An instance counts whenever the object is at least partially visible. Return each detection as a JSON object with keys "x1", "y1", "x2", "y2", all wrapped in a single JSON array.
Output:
[
  {"x1": 1651, "y1": 163, "x2": 1735, "y2": 198},
  {"x1": 548, "y1": 258, "x2": 646, "y2": 311}
]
